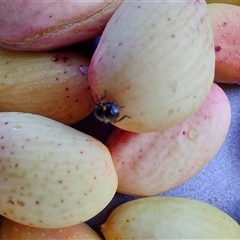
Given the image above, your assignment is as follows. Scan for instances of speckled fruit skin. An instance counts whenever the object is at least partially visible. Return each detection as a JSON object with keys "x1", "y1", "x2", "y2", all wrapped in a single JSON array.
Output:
[
  {"x1": 101, "y1": 196, "x2": 240, "y2": 239},
  {"x1": 0, "y1": 218, "x2": 102, "y2": 240},
  {"x1": 0, "y1": 1, "x2": 122, "y2": 51},
  {"x1": 0, "y1": 48, "x2": 94, "y2": 125},
  {"x1": 0, "y1": 112, "x2": 118, "y2": 228},
  {"x1": 209, "y1": 3, "x2": 240, "y2": 83},
  {"x1": 106, "y1": 83, "x2": 231, "y2": 196},
  {"x1": 88, "y1": 0, "x2": 215, "y2": 133}
]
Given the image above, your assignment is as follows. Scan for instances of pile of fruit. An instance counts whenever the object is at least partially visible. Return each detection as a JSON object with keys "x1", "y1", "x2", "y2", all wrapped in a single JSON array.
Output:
[{"x1": 0, "y1": 0, "x2": 239, "y2": 239}]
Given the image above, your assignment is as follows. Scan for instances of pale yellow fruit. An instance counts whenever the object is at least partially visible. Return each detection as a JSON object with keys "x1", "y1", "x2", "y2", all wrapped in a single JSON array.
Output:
[
  {"x1": 0, "y1": 112, "x2": 117, "y2": 228},
  {"x1": 207, "y1": 0, "x2": 240, "y2": 6},
  {"x1": 0, "y1": 1, "x2": 122, "y2": 51},
  {"x1": 101, "y1": 196, "x2": 240, "y2": 239},
  {"x1": 88, "y1": 0, "x2": 215, "y2": 133},
  {"x1": 0, "y1": 218, "x2": 103, "y2": 240},
  {"x1": 0, "y1": 48, "x2": 94, "y2": 125},
  {"x1": 107, "y1": 83, "x2": 231, "y2": 196}
]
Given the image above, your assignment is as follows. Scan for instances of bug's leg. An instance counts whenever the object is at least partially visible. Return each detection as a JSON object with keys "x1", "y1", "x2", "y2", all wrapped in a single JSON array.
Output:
[
  {"x1": 115, "y1": 115, "x2": 131, "y2": 122},
  {"x1": 98, "y1": 90, "x2": 107, "y2": 102}
]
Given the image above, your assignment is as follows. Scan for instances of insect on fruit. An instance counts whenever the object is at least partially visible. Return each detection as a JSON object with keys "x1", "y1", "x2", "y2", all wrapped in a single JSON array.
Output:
[{"x1": 94, "y1": 91, "x2": 130, "y2": 123}]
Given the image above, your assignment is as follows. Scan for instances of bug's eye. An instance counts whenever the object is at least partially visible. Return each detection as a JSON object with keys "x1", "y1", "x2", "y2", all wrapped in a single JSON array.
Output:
[{"x1": 103, "y1": 103, "x2": 120, "y2": 121}]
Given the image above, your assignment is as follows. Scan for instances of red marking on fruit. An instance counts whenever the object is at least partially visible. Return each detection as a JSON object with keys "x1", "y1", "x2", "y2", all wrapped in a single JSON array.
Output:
[
  {"x1": 17, "y1": 201, "x2": 25, "y2": 206},
  {"x1": 8, "y1": 200, "x2": 14, "y2": 205}
]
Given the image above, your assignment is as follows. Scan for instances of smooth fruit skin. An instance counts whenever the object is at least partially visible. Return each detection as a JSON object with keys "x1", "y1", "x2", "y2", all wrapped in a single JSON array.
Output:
[
  {"x1": 106, "y1": 83, "x2": 231, "y2": 196},
  {"x1": 101, "y1": 196, "x2": 240, "y2": 239},
  {"x1": 88, "y1": 0, "x2": 215, "y2": 133},
  {"x1": 0, "y1": 48, "x2": 94, "y2": 125},
  {"x1": 0, "y1": 218, "x2": 102, "y2": 240},
  {"x1": 0, "y1": 1, "x2": 122, "y2": 51},
  {"x1": 209, "y1": 3, "x2": 240, "y2": 83},
  {"x1": 0, "y1": 112, "x2": 118, "y2": 228}
]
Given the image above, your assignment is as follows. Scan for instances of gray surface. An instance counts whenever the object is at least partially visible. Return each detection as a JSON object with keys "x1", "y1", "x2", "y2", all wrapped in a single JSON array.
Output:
[{"x1": 74, "y1": 83, "x2": 240, "y2": 233}]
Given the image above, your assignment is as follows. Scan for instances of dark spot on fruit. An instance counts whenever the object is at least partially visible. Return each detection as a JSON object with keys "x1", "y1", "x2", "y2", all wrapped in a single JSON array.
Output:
[
  {"x1": 58, "y1": 180, "x2": 63, "y2": 184},
  {"x1": 215, "y1": 46, "x2": 221, "y2": 52},
  {"x1": 15, "y1": 163, "x2": 18, "y2": 167},
  {"x1": 63, "y1": 57, "x2": 68, "y2": 62},
  {"x1": 222, "y1": 22, "x2": 227, "y2": 27},
  {"x1": 36, "y1": 201, "x2": 40, "y2": 205},
  {"x1": 1, "y1": 136, "x2": 4, "y2": 139},
  {"x1": 183, "y1": 131, "x2": 186, "y2": 135},
  {"x1": 17, "y1": 201, "x2": 25, "y2": 206},
  {"x1": 118, "y1": 42, "x2": 123, "y2": 46},
  {"x1": 8, "y1": 199, "x2": 14, "y2": 205},
  {"x1": 1, "y1": 146, "x2": 4, "y2": 149},
  {"x1": 4, "y1": 122, "x2": 8, "y2": 125}
]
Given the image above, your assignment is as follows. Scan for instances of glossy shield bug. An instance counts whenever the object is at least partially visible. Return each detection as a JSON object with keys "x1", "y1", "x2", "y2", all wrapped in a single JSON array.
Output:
[{"x1": 94, "y1": 91, "x2": 130, "y2": 123}]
